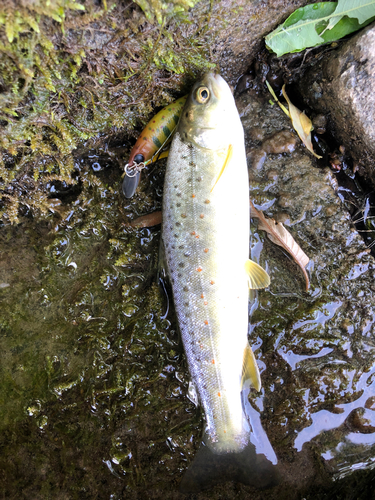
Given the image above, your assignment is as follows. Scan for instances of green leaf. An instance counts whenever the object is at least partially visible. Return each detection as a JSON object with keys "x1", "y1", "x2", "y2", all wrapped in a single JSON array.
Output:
[
  {"x1": 326, "y1": 0, "x2": 375, "y2": 30},
  {"x1": 265, "y1": 0, "x2": 375, "y2": 57}
]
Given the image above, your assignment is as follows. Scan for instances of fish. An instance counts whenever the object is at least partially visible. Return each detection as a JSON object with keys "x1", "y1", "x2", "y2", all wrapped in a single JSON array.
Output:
[
  {"x1": 161, "y1": 73, "x2": 270, "y2": 454},
  {"x1": 122, "y1": 95, "x2": 187, "y2": 198}
]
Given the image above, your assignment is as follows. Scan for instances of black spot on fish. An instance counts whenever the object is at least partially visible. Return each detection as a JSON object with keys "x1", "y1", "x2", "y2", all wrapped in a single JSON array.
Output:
[
  {"x1": 173, "y1": 114, "x2": 180, "y2": 124},
  {"x1": 178, "y1": 273, "x2": 182, "y2": 278},
  {"x1": 197, "y1": 176, "x2": 203, "y2": 182},
  {"x1": 184, "y1": 302, "x2": 189, "y2": 307},
  {"x1": 174, "y1": 185, "x2": 178, "y2": 189},
  {"x1": 176, "y1": 203, "x2": 181, "y2": 207},
  {"x1": 175, "y1": 222, "x2": 181, "y2": 227},
  {"x1": 189, "y1": 162, "x2": 195, "y2": 167},
  {"x1": 174, "y1": 234, "x2": 179, "y2": 238},
  {"x1": 179, "y1": 262, "x2": 185, "y2": 268},
  {"x1": 183, "y1": 286, "x2": 189, "y2": 291},
  {"x1": 179, "y1": 245, "x2": 184, "y2": 249},
  {"x1": 177, "y1": 193, "x2": 182, "y2": 197}
]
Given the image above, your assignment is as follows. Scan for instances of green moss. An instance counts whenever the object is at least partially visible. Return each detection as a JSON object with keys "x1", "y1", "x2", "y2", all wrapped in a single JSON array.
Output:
[
  {"x1": 134, "y1": 0, "x2": 200, "y2": 24},
  {"x1": 0, "y1": 0, "x2": 216, "y2": 224}
]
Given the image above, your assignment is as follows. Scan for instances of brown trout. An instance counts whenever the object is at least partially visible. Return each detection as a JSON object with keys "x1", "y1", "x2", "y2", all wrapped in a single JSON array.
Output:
[{"x1": 161, "y1": 73, "x2": 270, "y2": 453}]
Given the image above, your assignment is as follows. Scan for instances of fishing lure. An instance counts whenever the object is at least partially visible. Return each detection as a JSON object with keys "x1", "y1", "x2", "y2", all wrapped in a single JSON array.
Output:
[{"x1": 122, "y1": 95, "x2": 187, "y2": 198}]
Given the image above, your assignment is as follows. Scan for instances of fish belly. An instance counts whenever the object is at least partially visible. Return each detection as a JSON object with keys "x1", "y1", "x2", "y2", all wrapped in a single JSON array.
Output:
[{"x1": 162, "y1": 133, "x2": 251, "y2": 453}]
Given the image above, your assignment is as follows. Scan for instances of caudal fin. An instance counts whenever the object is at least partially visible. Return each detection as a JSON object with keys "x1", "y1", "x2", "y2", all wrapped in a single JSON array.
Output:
[{"x1": 179, "y1": 441, "x2": 280, "y2": 494}]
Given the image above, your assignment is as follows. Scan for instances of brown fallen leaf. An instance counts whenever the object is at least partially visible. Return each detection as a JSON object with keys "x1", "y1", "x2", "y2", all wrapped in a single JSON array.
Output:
[
  {"x1": 130, "y1": 211, "x2": 162, "y2": 228},
  {"x1": 250, "y1": 200, "x2": 310, "y2": 291}
]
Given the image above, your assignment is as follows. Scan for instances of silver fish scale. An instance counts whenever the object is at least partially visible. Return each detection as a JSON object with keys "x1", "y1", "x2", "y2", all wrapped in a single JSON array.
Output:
[{"x1": 162, "y1": 131, "x2": 250, "y2": 450}]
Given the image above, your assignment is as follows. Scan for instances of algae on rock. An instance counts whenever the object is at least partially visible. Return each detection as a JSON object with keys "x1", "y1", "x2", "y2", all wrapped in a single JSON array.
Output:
[{"x1": 0, "y1": 0, "x2": 215, "y2": 223}]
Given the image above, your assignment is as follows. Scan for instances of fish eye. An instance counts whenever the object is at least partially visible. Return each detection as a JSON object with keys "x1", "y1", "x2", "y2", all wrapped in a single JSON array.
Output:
[{"x1": 196, "y1": 86, "x2": 210, "y2": 104}]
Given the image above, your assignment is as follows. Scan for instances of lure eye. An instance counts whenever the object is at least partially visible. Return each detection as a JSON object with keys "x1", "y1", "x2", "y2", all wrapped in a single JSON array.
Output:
[
  {"x1": 196, "y1": 87, "x2": 210, "y2": 104},
  {"x1": 134, "y1": 153, "x2": 145, "y2": 163}
]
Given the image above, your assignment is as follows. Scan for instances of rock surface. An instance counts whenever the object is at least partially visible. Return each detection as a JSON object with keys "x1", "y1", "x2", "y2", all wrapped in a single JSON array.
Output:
[{"x1": 298, "y1": 22, "x2": 375, "y2": 184}]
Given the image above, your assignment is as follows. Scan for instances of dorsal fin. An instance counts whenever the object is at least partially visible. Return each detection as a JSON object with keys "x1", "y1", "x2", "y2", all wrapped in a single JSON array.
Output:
[{"x1": 245, "y1": 259, "x2": 270, "y2": 289}]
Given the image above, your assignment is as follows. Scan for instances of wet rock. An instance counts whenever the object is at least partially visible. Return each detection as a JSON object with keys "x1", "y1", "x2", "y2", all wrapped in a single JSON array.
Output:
[
  {"x1": 240, "y1": 89, "x2": 375, "y2": 486},
  {"x1": 298, "y1": 22, "x2": 375, "y2": 184},
  {"x1": 346, "y1": 408, "x2": 375, "y2": 434},
  {"x1": 262, "y1": 130, "x2": 297, "y2": 154},
  {"x1": 311, "y1": 114, "x2": 327, "y2": 135},
  {"x1": 208, "y1": 0, "x2": 312, "y2": 83}
]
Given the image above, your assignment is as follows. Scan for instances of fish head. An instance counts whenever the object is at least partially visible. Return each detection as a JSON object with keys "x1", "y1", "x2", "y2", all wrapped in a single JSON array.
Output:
[{"x1": 178, "y1": 73, "x2": 243, "y2": 151}]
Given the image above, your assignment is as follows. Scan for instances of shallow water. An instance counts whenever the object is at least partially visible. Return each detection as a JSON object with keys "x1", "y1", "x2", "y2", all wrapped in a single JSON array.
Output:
[{"x1": 1, "y1": 94, "x2": 375, "y2": 499}]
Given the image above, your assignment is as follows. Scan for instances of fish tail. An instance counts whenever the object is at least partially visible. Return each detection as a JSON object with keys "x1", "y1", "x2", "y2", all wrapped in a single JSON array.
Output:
[{"x1": 179, "y1": 440, "x2": 280, "y2": 494}]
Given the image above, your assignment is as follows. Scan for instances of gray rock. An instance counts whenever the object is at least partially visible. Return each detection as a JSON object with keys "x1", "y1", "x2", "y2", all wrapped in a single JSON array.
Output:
[{"x1": 298, "y1": 22, "x2": 375, "y2": 184}]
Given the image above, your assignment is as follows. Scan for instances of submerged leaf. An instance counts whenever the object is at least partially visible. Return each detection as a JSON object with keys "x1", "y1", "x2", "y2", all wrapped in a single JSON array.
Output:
[
  {"x1": 250, "y1": 201, "x2": 310, "y2": 291},
  {"x1": 265, "y1": 0, "x2": 375, "y2": 57}
]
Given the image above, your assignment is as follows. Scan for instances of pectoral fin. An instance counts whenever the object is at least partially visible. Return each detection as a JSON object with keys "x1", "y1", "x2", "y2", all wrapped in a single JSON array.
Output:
[
  {"x1": 241, "y1": 344, "x2": 261, "y2": 392},
  {"x1": 211, "y1": 144, "x2": 233, "y2": 192},
  {"x1": 245, "y1": 259, "x2": 270, "y2": 289}
]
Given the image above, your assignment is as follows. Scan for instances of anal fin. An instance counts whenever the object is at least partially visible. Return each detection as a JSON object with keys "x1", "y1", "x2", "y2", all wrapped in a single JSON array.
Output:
[{"x1": 241, "y1": 344, "x2": 261, "y2": 392}]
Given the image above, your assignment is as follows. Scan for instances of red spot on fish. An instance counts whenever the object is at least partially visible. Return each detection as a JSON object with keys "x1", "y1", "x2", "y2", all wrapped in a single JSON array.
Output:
[
  {"x1": 191, "y1": 231, "x2": 195, "y2": 235},
  {"x1": 192, "y1": 194, "x2": 196, "y2": 198},
  {"x1": 196, "y1": 267, "x2": 202, "y2": 272},
  {"x1": 204, "y1": 320, "x2": 208, "y2": 325},
  {"x1": 224, "y1": 430, "x2": 227, "y2": 434},
  {"x1": 201, "y1": 294, "x2": 204, "y2": 299},
  {"x1": 204, "y1": 248, "x2": 209, "y2": 253},
  {"x1": 181, "y1": 213, "x2": 187, "y2": 218},
  {"x1": 200, "y1": 214, "x2": 204, "y2": 219},
  {"x1": 153, "y1": 120, "x2": 156, "y2": 123},
  {"x1": 218, "y1": 392, "x2": 221, "y2": 397},
  {"x1": 195, "y1": 235, "x2": 200, "y2": 239},
  {"x1": 211, "y1": 359, "x2": 215, "y2": 364},
  {"x1": 210, "y1": 280, "x2": 215, "y2": 285},
  {"x1": 205, "y1": 199, "x2": 210, "y2": 204},
  {"x1": 204, "y1": 301, "x2": 208, "y2": 305}
]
